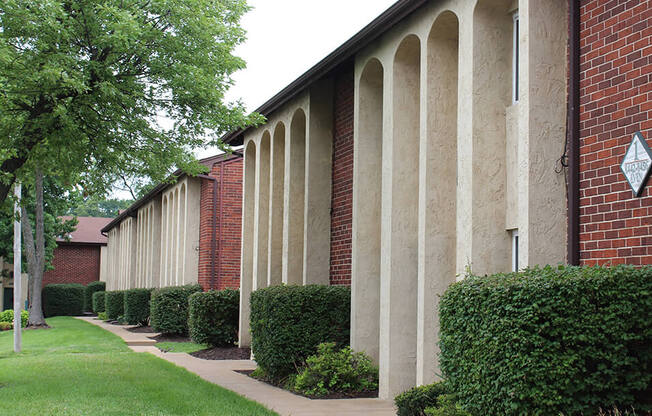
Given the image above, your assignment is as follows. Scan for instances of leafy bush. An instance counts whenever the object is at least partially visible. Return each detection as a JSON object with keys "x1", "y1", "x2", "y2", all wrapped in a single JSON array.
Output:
[
  {"x1": 150, "y1": 284, "x2": 202, "y2": 335},
  {"x1": 188, "y1": 289, "x2": 239, "y2": 347},
  {"x1": 84, "y1": 281, "x2": 106, "y2": 312},
  {"x1": 440, "y1": 265, "x2": 652, "y2": 416},
  {"x1": 97, "y1": 312, "x2": 107, "y2": 320},
  {"x1": 292, "y1": 342, "x2": 378, "y2": 397},
  {"x1": 250, "y1": 284, "x2": 350, "y2": 381},
  {"x1": 395, "y1": 382, "x2": 449, "y2": 416},
  {"x1": 42, "y1": 283, "x2": 85, "y2": 317},
  {"x1": 92, "y1": 291, "x2": 106, "y2": 313},
  {"x1": 0, "y1": 321, "x2": 11, "y2": 331},
  {"x1": 424, "y1": 395, "x2": 471, "y2": 416},
  {"x1": 105, "y1": 291, "x2": 125, "y2": 320},
  {"x1": 0, "y1": 309, "x2": 28, "y2": 327},
  {"x1": 124, "y1": 289, "x2": 151, "y2": 325}
]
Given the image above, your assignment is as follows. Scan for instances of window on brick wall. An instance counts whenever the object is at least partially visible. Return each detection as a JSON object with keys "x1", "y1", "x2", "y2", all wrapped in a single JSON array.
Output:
[{"x1": 512, "y1": 11, "x2": 519, "y2": 103}]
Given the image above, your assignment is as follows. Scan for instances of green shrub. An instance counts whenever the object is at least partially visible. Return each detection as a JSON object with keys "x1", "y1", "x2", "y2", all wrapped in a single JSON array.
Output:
[
  {"x1": 188, "y1": 289, "x2": 239, "y2": 347},
  {"x1": 0, "y1": 321, "x2": 11, "y2": 331},
  {"x1": 150, "y1": 284, "x2": 202, "y2": 335},
  {"x1": 440, "y1": 265, "x2": 652, "y2": 416},
  {"x1": 124, "y1": 288, "x2": 151, "y2": 325},
  {"x1": 250, "y1": 284, "x2": 350, "y2": 381},
  {"x1": 424, "y1": 395, "x2": 471, "y2": 416},
  {"x1": 92, "y1": 291, "x2": 106, "y2": 313},
  {"x1": 84, "y1": 281, "x2": 106, "y2": 312},
  {"x1": 395, "y1": 382, "x2": 449, "y2": 416},
  {"x1": 105, "y1": 291, "x2": 125, "y2": 320},
  {"x1": 292, "y1": 342, "x2": 378, "y2": 397},
  {"x1": 0, "y1": 309, "x2": 28, "y2": 327},
  {"x1": 97, "y1": 312, "x2": 107, "y2": 320},
  {"x1": 42, "y1": 283, "x2": 85, "y2": 317}
]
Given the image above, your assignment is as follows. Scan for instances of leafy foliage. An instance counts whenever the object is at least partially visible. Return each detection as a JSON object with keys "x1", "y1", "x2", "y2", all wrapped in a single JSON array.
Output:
[
  {"x1": 68, "y1": 196, "x2": 133, "y2": 218},
  {"x1": 395, "y1": 382, "x2": 449, "y2": 416},
  {"x1": 291, "y1": 342, "x2": 378, "y2": 398},
  {"x1": 250, "y1": 285, "x2": 350, "y2": 381},
  {"x1": 0, "y1": 0, "x2": 263, "y2": 202},
  {"x1": 439, "y1": 265, "x2": 652, "y2": 416},
  {"x1": 188, "y1": 289, "x2": 239, "y2": 347},
  {"x1": 150, "y1": 284, "x2": 202, "y2": 335},
  {"x1": 424, "y1": 395, "x2": 471, "y2": 416},
  {"x1": 42, "y1": 284, "x2": 85, "y2": 317},
  {"x1": 97, "y1": 311, "x2": 107, "y2": 321},
  {"x1": 92, "y1": 291, "x2": 106, "y2": 314},
  {"x1": 0, "y1": 321, "x2": 12, "y2": 331},
  {"x1": 123, "y1": 288, "x2": 151, "y2": 326},
  {"x1": 0, "y1": 309, "x2": 29, "y2": 327},
  {"x1": 84, "y1": 281, "x2": 106, "y2": 312},
  {"x1": 105, "y1": 291, "x2": 125, "y2": 321}
]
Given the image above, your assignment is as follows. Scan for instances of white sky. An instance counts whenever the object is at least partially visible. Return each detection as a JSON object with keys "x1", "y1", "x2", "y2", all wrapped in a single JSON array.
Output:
[{"x1": 197, "y1": 0, "x2": 398, "y2": 158}]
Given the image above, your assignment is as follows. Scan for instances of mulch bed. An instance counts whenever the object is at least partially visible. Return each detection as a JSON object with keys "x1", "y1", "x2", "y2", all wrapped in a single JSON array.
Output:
[
  {"x1": 126, "y1": 325, "x2": 156, "y2": 334},
  {"x1": 236, "y1": 370, "x2": 378, "y2": 400},
  {"x1": 190, "y1": 347, "x2": 251, "y2": 360}
]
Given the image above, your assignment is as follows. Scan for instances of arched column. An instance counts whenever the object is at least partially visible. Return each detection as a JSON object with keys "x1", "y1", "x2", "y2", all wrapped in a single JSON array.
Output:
[
  {"x1": 161, "y1": 195, "x2": 168, "y2": 287},
  {"x1": 268, "y1": 123, "x2": 285, "y2": 287},
  {"x1": 379, "y1": 34, "x2": 421, "y2": 399},
  {"x1": 351, "y1": 58, "x2": 384, "y2": 364},
  {"x1": 239, "y1": 141, "x2": 257, "y2": 347},
  {"x1": 283, "y1": 109, "x2": 306, "y2": 285},
  {"x1": 178, "y1": 183, "x2": 186, "y2": 285},
  {"x1": 417, "y1": 11, "x2": 460, "y2": 386},
  {"x1": 254, "y1": 132, "x2": 271, "y2": 290}
]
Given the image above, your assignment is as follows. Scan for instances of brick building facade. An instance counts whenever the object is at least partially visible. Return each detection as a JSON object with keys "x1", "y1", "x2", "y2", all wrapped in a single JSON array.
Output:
[{"x1": 578, "y1": 0, "x2": 651, "y2": 265}]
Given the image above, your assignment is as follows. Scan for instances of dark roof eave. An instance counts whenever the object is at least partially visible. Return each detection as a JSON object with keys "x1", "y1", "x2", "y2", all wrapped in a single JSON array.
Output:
[{"x1": 221, "y1": 0, "x2": 428, "y2": 146}]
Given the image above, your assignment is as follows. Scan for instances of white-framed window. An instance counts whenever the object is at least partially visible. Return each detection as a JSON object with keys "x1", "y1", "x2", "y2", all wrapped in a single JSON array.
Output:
[
  {"x1": 511, "y1": 229, "x2": 519, "y2": 272},
  {"x1": 512, "y1": 11, "x2": 520, "y2": 103}
]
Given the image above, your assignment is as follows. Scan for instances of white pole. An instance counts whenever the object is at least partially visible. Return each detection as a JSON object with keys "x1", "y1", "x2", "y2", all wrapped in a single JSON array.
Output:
[{"x1": 13, "y1": 182, "x2": 22, "y2": 353}]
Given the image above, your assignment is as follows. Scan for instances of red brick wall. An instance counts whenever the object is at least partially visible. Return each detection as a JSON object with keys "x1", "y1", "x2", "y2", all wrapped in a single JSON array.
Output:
[
  {"x1": 43, "y1": 244, "x2": 102, "y2": 286},
  {"x1": 579, "y1": 0, "x2": 651, "y2": 265},
  {"x1": 198, "y1": 158, "x2": 244, "y2": 290},
  {"x1": 329, "y1": 67, "x2": 355, "y2": 286}
]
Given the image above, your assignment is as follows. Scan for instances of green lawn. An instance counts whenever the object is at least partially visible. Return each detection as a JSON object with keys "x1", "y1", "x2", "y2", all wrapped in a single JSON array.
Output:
[
  {"x1": 156, "y1": 341, "x2": 208, "y2": 353},
  {"x1": 0, "y1": 317, "x2": 277, "y2": 416}
]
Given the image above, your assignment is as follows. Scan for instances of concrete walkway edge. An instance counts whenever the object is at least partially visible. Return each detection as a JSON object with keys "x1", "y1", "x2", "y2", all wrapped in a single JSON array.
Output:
[{"x1": 77, "y1": 317, "x2": 397, "y2": 416}]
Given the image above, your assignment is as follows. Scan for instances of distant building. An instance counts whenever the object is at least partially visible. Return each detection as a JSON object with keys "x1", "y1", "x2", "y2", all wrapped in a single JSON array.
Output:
[
  {"x1": 101, "y1": 153, "x2": 243, "y2": 291},
  {"x1": 42, "y1": 216, "x2": 112, "y2": 287}
]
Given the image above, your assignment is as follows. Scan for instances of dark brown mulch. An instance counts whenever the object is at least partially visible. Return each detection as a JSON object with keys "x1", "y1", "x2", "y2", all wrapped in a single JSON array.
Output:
[
  {"x1": 236, "y1": 370, "x2": 379, "y2": 400},
  {"x1": 150, "y1": 333, "x2": 191, "y2": 343},
  {"x1": 126, "y1": 325, "x2": 155, "y2": 334},
  {"x1": 190, "y1": 347, "x2": 251, "y2": 360}
]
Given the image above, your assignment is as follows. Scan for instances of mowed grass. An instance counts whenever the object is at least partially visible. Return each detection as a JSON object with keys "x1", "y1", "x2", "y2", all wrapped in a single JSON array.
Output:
[
  {"x1": 156, "y1": 341, "x2": 208, "y2": 353},
  {"x1": 0, "y1": 317, "x2": 277, "y2": 416}
]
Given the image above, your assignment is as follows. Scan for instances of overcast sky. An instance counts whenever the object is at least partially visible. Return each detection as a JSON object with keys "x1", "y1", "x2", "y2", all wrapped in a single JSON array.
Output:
[{"x1": 198, "y1": 0, "x2": 398, "y2": 158}]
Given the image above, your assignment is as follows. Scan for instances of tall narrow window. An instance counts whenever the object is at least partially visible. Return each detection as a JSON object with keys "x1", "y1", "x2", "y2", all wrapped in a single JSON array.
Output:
[
  {"x1": 511, "y1": 229, "x2": 519, "y2": 271},
  {"x1": 512, "y1": 11, "x2": 519, "y2": 103}
]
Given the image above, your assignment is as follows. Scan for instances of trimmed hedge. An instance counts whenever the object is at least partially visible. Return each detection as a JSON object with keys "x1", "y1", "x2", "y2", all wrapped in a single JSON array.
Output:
[
  {"x1": 440, "y1": 265, "x2": 652, "y2": 416},
  {"x1": 188, "y1": 289, "x2": 239, "y2": 347},
  {"x1": 395, "y1": 382, "x2": 449, "y2": 416},
  {"x1": 105, "y1": 291, "x2": 125, "y2": 320},
  {"x1": 42, "y1": 284, "x2": 85, "y2": 317},
  {"x1": 0, "y1": 309, "x2": 29, "y2": 328},
  {"x1": 150, "y1": 284, "x2": 202, "y2": 335},
  {"x1": 92, "y1": 291, "x2": 106, "y2": 313},
  {"x1": 250, "y1": 284, "x2": 350, "y2": 381},
  {"x1": 84, "y1": 281, "x2": 105, "y2": 312},
  {"x1": 124, "y1": 288, "x2": 151, "y2": 325}
]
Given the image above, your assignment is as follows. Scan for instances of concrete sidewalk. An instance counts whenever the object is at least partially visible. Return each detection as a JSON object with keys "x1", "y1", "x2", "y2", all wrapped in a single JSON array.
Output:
[{"x1": 78, "y1": 317, "x2": 397, "y2": 416}]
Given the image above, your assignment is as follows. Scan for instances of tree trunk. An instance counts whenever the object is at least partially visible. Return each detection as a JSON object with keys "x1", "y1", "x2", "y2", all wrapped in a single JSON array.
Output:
[{"x1": 22, "y1": 168, "x2": 48, "y2": 327}]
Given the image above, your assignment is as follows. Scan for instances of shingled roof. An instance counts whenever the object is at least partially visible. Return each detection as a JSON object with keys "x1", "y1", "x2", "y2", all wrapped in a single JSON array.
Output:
[{"x1": 58, "y1": 216, "x2": 112, "y2": 245}]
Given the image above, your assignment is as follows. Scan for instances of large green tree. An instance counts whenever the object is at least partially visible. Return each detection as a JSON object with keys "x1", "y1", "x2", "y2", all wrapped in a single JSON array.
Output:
[
  {"x1": 0, "y1": 0, "x2": 261, "y2": 202},
  {"x1": 68, "y1": 195, "x2": 133, "y2": 218}
]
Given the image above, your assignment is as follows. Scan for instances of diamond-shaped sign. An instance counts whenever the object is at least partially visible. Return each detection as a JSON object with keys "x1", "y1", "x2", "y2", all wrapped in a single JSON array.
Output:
[{"x1": 620, "y1": 132, "x2": 652, "y2": 197}]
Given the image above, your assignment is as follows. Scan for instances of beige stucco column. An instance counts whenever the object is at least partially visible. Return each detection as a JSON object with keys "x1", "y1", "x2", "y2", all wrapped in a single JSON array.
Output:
[
  {"x1": 253, "y1": 133, "x2": 271, "y2": 290},
  {"x1": 351, "y1": 58, "x2": 384, "y2": 364},
  {"x1": 282, "y1": 110, "x2": 306, "y2": 285},
  {"x1": 303, "y1": 81, "x2": 333, "y2": 285},
  {"x1": 268, "y1": 123, "x2": 286, "y2": 287},
  {"x1": 416, "y1": 11, "x2": 460, "y2": 386},
  {"x1": 379, "y1": 34, "x2": 421, "y2": 400},
  {"x1": 239, "y1": 141, "x2": 256, "y2": 347}
]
